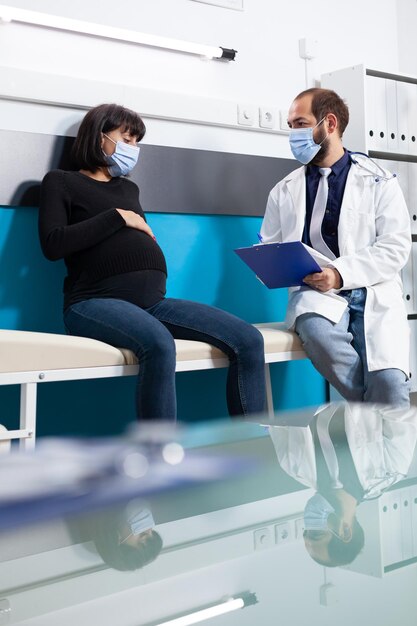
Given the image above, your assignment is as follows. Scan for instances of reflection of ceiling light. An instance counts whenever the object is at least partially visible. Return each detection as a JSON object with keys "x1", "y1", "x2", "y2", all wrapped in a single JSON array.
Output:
[
  {"x1": 0, "y1": 4, "x2": 237, "y2": 60},
  {"x1": 162, "y1": 442, "x2": 185, "y2": 465},
  {"x1": 122, "y1": 452, "x2": 149, "y2": 478},
  {"x1": 154, "y1": 592, "x2": 258, "y2": 626}
]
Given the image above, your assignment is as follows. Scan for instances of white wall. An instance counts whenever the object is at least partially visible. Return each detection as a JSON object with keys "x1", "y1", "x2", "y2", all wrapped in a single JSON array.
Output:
[
  {"x1": 397, "y1": 0, "x2": 417, "y2": 76},
  {"x1": 0, "y1": 0, "x2": 401, "y2": 157}
]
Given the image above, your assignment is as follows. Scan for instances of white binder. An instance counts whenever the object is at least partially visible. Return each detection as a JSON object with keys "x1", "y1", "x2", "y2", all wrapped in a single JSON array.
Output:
[
  {"x1": 411, "y1": 243, "x2": 417, "y2": 313},
  {"x1": 396, "y1": 81, "x2": 412, "y2": 156},
  {"x1": 408, "y1": 83, "x2": 417, "y2": 156},
  {"x1": 386, "y1": 79, "x2": 399, "y2": 153},
  {"x1": 401, "y1": 251, "x2": 414, "y2": 314},
  {"x1": 381, "y1": 491, "x2": 403, "y2": 566},
  {"x1": 400, "y1": 488, "x2": 414, "y2": 561},
  {"x1": 366, "y1": 76, "x2": 388, "y2": 151},
  {"x1": 409, "y1": 319, "x2": 417, "y2": 392},
  {"x1": 410, "y1": 484, "x2": 417, "y2": 556},
  {"x1": 407, "y1": 162, "x2": 417, "y2": 234}
]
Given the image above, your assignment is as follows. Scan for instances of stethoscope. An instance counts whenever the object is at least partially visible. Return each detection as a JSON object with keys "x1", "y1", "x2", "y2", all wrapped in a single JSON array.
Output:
[{"x1": 349, "y1": 151, "x2": 397, "y2": 183}]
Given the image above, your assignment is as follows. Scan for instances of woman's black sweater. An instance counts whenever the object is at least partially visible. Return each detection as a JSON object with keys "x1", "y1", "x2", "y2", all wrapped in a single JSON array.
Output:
[{"x1": 39, "y1": 170, "x2": 167, "y2": 310}]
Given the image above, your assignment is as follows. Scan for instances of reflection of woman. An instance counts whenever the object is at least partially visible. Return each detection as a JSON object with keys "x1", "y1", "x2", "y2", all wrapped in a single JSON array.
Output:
[
  {"x1": 39, "y1": 104, "x2": 266, "y2": 420},
  {"x1": 92, "y1": 503, "x2": 163, "y2": 571},
  {"x1": 269, "y1": 403, "x2": 417, "y2": 567}
]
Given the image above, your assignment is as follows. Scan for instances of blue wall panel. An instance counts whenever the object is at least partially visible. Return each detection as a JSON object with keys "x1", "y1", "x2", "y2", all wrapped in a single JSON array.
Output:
[{"x1": 0, "y1": 207, "x2": 325, "y2": 436}]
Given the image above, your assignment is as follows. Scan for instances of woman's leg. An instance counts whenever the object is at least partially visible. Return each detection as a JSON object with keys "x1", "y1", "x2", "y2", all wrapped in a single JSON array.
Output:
[
  {"x1": 64, "y1": 298, "x2": 177, "y2": 420},
  {"x1": 146, "y1": 298, "x2": 266, "y2": 416}
]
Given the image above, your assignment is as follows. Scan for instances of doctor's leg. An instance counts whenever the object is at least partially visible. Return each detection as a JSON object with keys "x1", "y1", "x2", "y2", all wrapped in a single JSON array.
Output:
[
  {"x1": 295, "y1": 309, "x2": 364, "y2": 401},
  {"x1": 347, "y1": 288, "x2": 410, "y2": 407},
  {"x1": 365, "y1": 369, "x2": 410, "y2": 407}
]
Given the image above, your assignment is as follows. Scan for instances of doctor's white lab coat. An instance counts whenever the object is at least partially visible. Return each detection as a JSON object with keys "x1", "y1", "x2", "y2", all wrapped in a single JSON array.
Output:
[
  {"x1": 269, "y1": 404, "x2": 417, "y2": 500},
  {"x1": 260, "y1": 157, "x2": 411, "y2": 374}
]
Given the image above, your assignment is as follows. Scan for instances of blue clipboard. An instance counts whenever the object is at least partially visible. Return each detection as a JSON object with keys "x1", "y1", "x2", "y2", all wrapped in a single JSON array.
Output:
[{"x1": 234, "y1": 241, "x2": 322, "y2": 289}]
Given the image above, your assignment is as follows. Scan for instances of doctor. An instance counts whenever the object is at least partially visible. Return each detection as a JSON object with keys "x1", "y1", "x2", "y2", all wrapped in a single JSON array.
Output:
[
  {"x1": 269, "y1": 402, "x2": 417, "y2": 566},
  {"x1": 261, "y1": 88, "x2": 411, "y2": 406}
]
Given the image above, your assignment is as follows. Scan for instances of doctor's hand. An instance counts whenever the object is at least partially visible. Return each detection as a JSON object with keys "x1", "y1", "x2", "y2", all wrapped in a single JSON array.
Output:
[
  {"x1": 116, "y1": 209, "x2": 156, "y2": 240},
  {"x1": 303, "y1": 268, "x2": 342, "y2": 292}
]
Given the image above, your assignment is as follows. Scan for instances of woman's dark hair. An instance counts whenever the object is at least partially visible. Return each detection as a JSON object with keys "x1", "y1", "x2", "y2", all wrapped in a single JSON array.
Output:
[
  {"x1": 294, "y1": 88, "x2": 349, "y2": 137},
  {"x1": 94, "y1": 529, "x2": 163, "y2": 571},
  {"x1": 71, "y1": 103, "x2": 146, "y2": 171},
  {"x1": 92, "y1": 509, "x2": 163, "y2": 571}
]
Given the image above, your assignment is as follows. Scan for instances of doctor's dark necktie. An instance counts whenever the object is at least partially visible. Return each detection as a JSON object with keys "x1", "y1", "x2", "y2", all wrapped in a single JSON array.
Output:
[
  {"x1": 310, "y1": 408, "x2": 365, "y2": 501},
  {"x1": 309, "y1": 167, "x2": 336, "y2": 260}
]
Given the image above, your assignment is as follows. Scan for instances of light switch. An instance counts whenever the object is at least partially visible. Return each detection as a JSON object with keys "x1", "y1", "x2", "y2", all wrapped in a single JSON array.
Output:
[
  {"x1": 237, "y1": 104, "x2": 255, "y2": 126},
  {"x1": 275, "y1": 522, "x2": 291, "y2": 543},
  {"x1": 254, "y1": 527, "x2": 272, "y2": 550}
]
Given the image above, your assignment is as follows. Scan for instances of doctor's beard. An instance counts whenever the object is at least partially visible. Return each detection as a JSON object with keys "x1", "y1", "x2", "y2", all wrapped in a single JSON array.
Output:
[{"x1": 309, "y1": 126, "x2": 330, "y2": 166}]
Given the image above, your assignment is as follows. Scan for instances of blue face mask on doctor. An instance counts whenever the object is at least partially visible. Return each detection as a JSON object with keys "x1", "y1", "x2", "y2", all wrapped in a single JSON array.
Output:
[
  {"x1": 289, "y1": 117, "x2": 327, "y2": 165},
  {"x1": 304, "y1": 492, "x2": 335, "y2": 531},
  {"x1": 103, "y1": 133, "x2": 140, "y2": 177}
]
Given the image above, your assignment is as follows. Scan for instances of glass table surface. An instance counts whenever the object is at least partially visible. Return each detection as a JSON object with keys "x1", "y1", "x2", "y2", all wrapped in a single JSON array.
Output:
[{"x1": 0, "y1": 402, "x2": 416, "y2": 626}]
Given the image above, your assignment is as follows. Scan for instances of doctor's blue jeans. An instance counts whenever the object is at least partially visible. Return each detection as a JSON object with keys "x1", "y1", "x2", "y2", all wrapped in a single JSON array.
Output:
[
  {"x1": 64, "y1": 297, "x2": 266, "y2": 420},
  {"x1": 295, "y1": 288, "x2": 410, "y2": 407}
]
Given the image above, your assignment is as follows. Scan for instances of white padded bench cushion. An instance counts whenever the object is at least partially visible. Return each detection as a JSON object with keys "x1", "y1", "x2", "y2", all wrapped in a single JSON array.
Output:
[
  {"x1": 0, "y1": 329, "x2": 126, "y2": 373},
  {"x1": 121, "y1": 322, "x2": 303, "y2": 365},
  {"x1": 256, "y1": 322, "x2": 303, "y2": 354},
  {"x1": 0, "y1": 323, "x2": 303, "y2": 372}
]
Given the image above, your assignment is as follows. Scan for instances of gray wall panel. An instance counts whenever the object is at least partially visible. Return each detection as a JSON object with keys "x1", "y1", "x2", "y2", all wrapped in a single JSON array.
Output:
[{"x1": 0, "y1": 130, "x2": 297, "y2": 216}]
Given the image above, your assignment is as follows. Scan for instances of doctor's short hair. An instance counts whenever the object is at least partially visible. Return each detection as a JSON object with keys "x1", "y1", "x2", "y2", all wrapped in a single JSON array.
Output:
[
  {"x1": 71, "y1": 103, "x2": 146, "y2": 171},
  {"x1": 309, "y1": 517, "x2": 365, "y2": 568},
  {"x1": 295, "y1": 88, "x2": 349, "y2": 137}
]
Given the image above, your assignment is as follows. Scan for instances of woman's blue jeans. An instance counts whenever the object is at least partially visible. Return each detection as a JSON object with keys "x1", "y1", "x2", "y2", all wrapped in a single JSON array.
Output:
[
  {"x1": 295, "y1": 288, "x2": 410, "y2": 407},
  {"x1": 64, "y1": 297, "x2": 266, "y2": 420}
]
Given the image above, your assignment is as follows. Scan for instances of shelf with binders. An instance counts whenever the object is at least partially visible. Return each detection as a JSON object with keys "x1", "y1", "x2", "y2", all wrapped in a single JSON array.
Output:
[
  {"x1": 373, "y1": 157, "x2": 417, "y2": 233},
  {"x1": 321, "y1": 65, "x2": 417, "y2": 231},
  {"x1": 321, "y1": 64, "x2": 417, "y2": 159},
  {"x1": 373, "y1": 158, "x2": 417, "y2": 318},
  {"x1": 344, "y1": 481, "x2": 417, "y2": 578},
  {"x1": 401, "y1": 239, "x2": 417, "y2": 391}
]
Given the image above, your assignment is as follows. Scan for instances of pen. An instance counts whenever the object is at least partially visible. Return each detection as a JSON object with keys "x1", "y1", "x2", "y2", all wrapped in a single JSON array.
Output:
[{"x1": 257, "y1": 232, "x2": 263, "y2": 243}]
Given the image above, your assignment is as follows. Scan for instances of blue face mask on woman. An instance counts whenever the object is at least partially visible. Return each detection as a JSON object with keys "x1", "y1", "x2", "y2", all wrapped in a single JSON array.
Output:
[
  {"x1": 128, "y1": 507, "x2": 155, "y2": 535},
  {"x1": 103, "y1": 134, "x2": 140, "y2": 177},
  {"x1": 289, "y1": 117, "x2": 327, "y2": 165},
  {"x1": 119, "y1": 506, "x2": 155, "y2": 544},
  {"x1": 304, "y1": 492, "x2": 335, "y2": 531}
]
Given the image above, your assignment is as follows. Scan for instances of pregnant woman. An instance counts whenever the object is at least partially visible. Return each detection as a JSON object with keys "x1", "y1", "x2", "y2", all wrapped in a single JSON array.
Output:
[{"x1": 39, "y1": 103, "x2": 266, "y2": 420}]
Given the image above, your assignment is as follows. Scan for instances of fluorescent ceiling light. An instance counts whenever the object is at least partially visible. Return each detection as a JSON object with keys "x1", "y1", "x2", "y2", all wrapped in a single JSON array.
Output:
[
  {"x1": 154, "y1": 593, "x2": 257, "y2": 626},
  {"x1": 0, "y1": 4, "x2": 236, "y2": 60}
]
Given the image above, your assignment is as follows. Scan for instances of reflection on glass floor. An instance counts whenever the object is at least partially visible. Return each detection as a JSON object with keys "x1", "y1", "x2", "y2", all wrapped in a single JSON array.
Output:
[{"x1": 0, "y1": 402, "x2": 417, "y2": 625}]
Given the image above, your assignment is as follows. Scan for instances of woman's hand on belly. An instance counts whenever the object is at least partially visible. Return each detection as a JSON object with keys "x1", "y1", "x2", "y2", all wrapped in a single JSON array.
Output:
[{"x1": 116, "y1": 209, "x2": 156, "y2": 240}]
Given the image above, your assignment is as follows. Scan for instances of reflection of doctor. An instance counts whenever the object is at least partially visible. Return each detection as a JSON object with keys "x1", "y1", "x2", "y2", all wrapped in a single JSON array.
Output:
[
  {"x1": 260, "y1": 88, "x2": 411, "y2": 406},
  {"x1": 269, "y1": 403, "x2": 417, "y2": 567}
]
